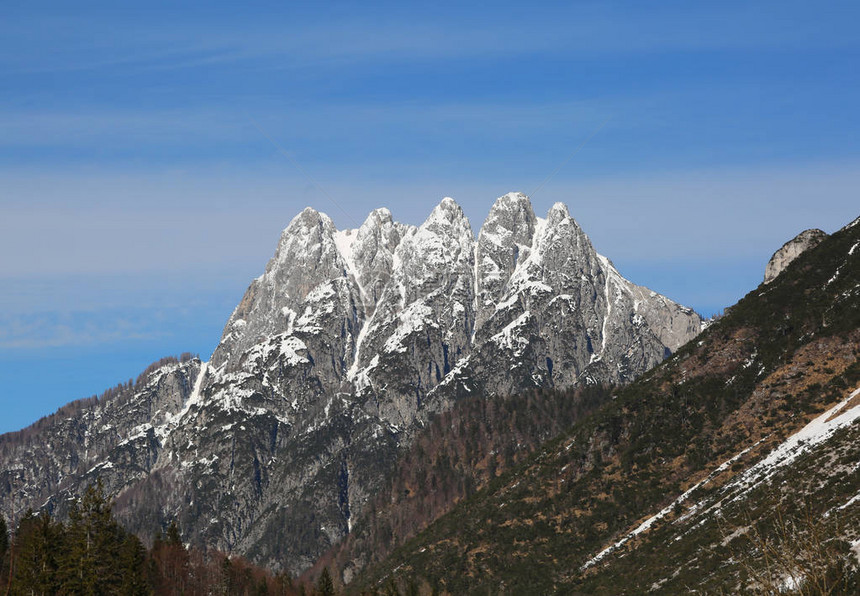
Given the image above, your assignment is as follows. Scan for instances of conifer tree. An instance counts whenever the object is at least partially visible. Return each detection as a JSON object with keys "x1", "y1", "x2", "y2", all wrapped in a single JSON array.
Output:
[
  {"x1": 316, "y1": 567, "x2": 335, "y2": 596},
  {"x1": 58, "y1": 479, "x2": 124, "y2": 593},
  {"x1": 11, "y1": 510, "x2": 59, "y2": 596},
  {"x1": 276, "y1": 569, "x2": 294, "y2": 594},
  {"x1": 119, "y1": 533, "x2": 150, "y2": 596},
  {"x1": 220, "y1": 555, "x2": 236, "y2": 595},
  {"x1": 255, "y1": 576, "x2": 270, "y2": 596},
  {"x1": 405, "y1": 578, "x2": 419, "y2": 596},
  {"x1": 0, "y1": 513, "x2": 8, "y2": 591},
  {"x1": 165, "y1": 520, "x2": 183, "y2": 547},
  {"x1": 0, "y1": 514, "x2": 8, "y2": 561}
]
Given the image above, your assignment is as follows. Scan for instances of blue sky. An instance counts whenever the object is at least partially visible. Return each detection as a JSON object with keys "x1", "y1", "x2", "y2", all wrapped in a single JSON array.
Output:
[{"x1": 2, "y1": 1, "x2": 859, "y2": 433}]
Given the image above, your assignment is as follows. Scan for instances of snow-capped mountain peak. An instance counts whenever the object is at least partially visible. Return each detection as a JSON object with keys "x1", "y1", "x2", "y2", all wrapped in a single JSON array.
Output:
[{"x1": 0, "y1": 192, "x2": 704, "y2": 578}]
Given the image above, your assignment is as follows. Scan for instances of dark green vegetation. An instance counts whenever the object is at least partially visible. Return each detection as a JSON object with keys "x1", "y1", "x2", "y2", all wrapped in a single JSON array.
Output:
[
  {"x1": 0, "y1": 480, "x2": 303, "y2": 596},
  {"x1": 311, "y1": 383, "x2": 612, "y2": 585},
  {"x1": 352, "y1": 217, "x2": 860, "y2": 593}
]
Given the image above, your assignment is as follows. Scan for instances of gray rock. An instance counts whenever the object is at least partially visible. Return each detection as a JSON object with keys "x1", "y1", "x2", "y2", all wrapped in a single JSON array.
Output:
[{"x1": 764, "y1": 229, "x2": 828, "y2": 284}]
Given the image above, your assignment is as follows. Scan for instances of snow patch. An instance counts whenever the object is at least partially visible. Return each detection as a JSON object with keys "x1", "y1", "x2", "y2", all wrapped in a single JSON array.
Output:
[
  {"x1": 734, "y1": 386, "x2": 860, "y2": 488},
  {"x1": 490, "y1": 311, "x2": 532, "y2": 355},
  {"x1": 583, "y1": 441, "x2": 761, "y2": 569},
  {"x1": 384, "y1": 302, "x2": 436, "y2": 353}
]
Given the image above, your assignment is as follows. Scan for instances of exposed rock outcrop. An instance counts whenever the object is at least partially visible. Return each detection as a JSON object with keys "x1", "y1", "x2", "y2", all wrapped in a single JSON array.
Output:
[{"x1": 764, "y1": 228, "x2": 828, "y2": 284}]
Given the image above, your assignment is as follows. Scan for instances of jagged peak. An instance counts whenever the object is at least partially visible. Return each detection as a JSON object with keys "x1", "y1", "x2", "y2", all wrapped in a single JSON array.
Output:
[
  {"x1": 421, "y1": 196, "x2": 473, "y2": 238},
  {"x1": 279, "y1": 206, "x2": 335, "y2": 240},
  {"x1": 362, "y1": 207, "x2": 394, "y2": 228},
  {"x1": 547, "y1": 202, "x2": 571, "y2": 223},
  {"x1": 433, "y1": 197, "x2": 465, "y2": 218},
  {"x1": 484, "y1": 192, "x2": 535, "y2": 222},
  {"x1": 479, "y1": 192, "x2": 538, "y2": 251},
  {"x1": 498, "y1": 191, "x2": 532, "y2": 211},
  {"x1": 267, "y1": 207, "x2": 339, "y2": 275}
]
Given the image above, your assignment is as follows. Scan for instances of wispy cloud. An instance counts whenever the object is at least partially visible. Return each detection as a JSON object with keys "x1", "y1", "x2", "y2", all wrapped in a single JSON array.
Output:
[
  {"x1": 537, "y1": 158, "x2": 860, "y2": 261},
  {"x1": 0, "y1": 311, "x2": 164, "y2": 350},
  {"x1": 1, "y1": 158, "x2": 858, "y2": 281},
  {"x1": 0, "y1": 99, "x2": 612, "y2": 145},
  {"x1": 0, "y1": 108, "x2": 251, "y2": 147},
  {"x1": 2, "y1": 3, "x2": 858, "y2": 75}
]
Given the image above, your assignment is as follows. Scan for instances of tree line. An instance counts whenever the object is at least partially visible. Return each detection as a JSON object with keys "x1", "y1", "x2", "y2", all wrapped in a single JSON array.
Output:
[
  {"x1": 0, "y1": 480, "x2": 304, "y2": 595},
  {"x1": 0, "y1": 479, "x2": 431, "y2": 595}
]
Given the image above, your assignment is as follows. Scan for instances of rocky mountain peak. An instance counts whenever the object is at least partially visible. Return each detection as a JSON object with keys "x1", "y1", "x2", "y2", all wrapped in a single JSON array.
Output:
[
  {"x1": 482, "y1": 192, "x2": 537, "y2": 236},
  {"x1": 338, "y1": 207, "x2": 409, "y2": 312},
  {"x1": 268, "y1": 206, "x2": 341, "y2": 278},
  {"x1": 0, "y1": 192, "x2": 706, "y2": 579},
  {"x1": 475, "y1": 193, "x2": 538, "y2": 328},
  {"x1": 547, "y1": 201, "x2": 572, "y2": 224},
  {"x1": 212, "y1": 205, "x2": 351, "y2": 370},
  {"x1": 764, "y1": 228, "x2": 828, "y2": 284},
  {"x1": 421, "y1": 196, "x2": 473, "y2": 240},
  {"x1": 530, "y1": 201, "x2": 596, "y2": 279}
]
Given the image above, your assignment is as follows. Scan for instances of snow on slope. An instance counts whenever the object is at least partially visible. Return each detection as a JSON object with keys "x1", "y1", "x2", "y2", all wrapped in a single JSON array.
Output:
[{"x1": 584, "y1": 385, "x2": 860, "y2": 570}]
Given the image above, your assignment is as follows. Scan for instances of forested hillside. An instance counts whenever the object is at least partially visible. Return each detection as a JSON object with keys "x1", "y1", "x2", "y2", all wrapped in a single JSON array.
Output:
[
  {"x1": 355, "y1": 216, "x2": 860, "y2": 594},
  {"x1": 309, "y1": 384, "x2": 612, "y2": 585}
]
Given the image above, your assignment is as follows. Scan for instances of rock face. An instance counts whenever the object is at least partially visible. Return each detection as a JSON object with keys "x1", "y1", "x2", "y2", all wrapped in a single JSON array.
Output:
[
  {"x1": 764, "y1": 228, "x2": 828, "y2": 284},
  {"x1": 0, "y1": 356, "x2": 202, "y2": 527},
  {"x1": 0, "y1": 192, "x2": 703, "y2": 576}
]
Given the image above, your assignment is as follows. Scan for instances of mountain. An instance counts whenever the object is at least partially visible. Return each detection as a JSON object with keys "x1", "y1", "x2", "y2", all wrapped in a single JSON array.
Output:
[
  {"x1": 355, "y1": 214, "x2": 860, "y2": 594},
  {"x1": 0, "y1": 193, "x2": 702, "y2": 576}
]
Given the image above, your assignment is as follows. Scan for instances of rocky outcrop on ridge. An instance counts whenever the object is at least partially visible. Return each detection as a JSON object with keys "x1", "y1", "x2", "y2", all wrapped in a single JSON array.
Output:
[{"x1": 764, "y1": 228, "x2": 828, "y2": 284}]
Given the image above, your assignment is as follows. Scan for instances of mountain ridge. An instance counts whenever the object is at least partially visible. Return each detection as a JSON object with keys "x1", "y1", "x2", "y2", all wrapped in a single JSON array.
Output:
[
  {"x1": 0, "y1": 192, "x2": 703, "y2": 576},
  {"x1": 353, "y1": 211, "x2": 859, "y2": 594}
]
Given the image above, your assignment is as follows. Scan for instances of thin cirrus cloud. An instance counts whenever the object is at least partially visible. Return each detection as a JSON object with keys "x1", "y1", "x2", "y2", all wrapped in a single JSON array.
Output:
[
  {"x1": 2, "y1": 0, "x2": 858, "y2": 435},
  {"x1": 0, "y1": 101, "x2": 610, "y2": 153},
  {"x1": 0, "y1": 108, "x2": 251, "y2": 147},
  {"x1": 2, "y1": 3, "x2": 858, "y2": 76},
  {"x1": 0, "y1": 311, "x2": 164, "y2": 350},
  {"x1": 1, "y1": 156, "x2": 857, "y2": 354},
  {"x1": 3, "y1": 158, "x2": 858, "y2": 279},
  {"x1": 0, "y1": 271, "x2": 243, "y2": 352}
]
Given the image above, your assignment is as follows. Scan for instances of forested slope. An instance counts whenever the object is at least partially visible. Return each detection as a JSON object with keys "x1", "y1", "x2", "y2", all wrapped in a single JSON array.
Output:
[{"x1": 356, "y1": 215, "x2": 860, "y2": 594}]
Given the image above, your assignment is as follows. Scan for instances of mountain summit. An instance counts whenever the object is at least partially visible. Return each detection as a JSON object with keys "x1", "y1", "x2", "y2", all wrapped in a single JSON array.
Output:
[{"x1": 0, "y1": 193, "x2": 702, "y2": 575}]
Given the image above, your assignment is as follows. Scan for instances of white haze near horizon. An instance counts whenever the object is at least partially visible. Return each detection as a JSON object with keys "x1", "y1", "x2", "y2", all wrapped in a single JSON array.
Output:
[{"x1": 1, "y1": 160, "x2": 857, "y2": 435}]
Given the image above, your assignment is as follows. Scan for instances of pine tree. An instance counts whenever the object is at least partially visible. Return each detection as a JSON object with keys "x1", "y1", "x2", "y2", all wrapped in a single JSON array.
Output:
[
  {"x1": 11, "y1": 510, "x2": 59, "y2": 596},
  {"x1": 255, "y1": 576, "x2": 270, "y2": 595},
  {"x1": 57, "y1": 479, "x2": 124, "y2": 593},
  {"x1": 0, "y1": 514, "x2": 8, "y2": 561},
  {"x1": 275, "y1": 569, "x2": 294, "y2": 594},
  {"x1": 0, "y1": 513, "x2": 8, "y2": 592},
  {"x1": 405, "y1": 578, "x2": 419, "y2": 596},
  {"x1": 316, "y1": 567, "x2": 335, "y2": 596},
  {"x1": 165, "y1": 520, "x2": 183, "y2": 547},
  {"x1": 221, "y1": 555, "x2": 235, "y2": 595},
  {"x1": 382, "y1": 578, "x2": 401, "y2": 596},
  {"x1": 119, "y1": 533, "x2": 150, "y2": 596}
]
